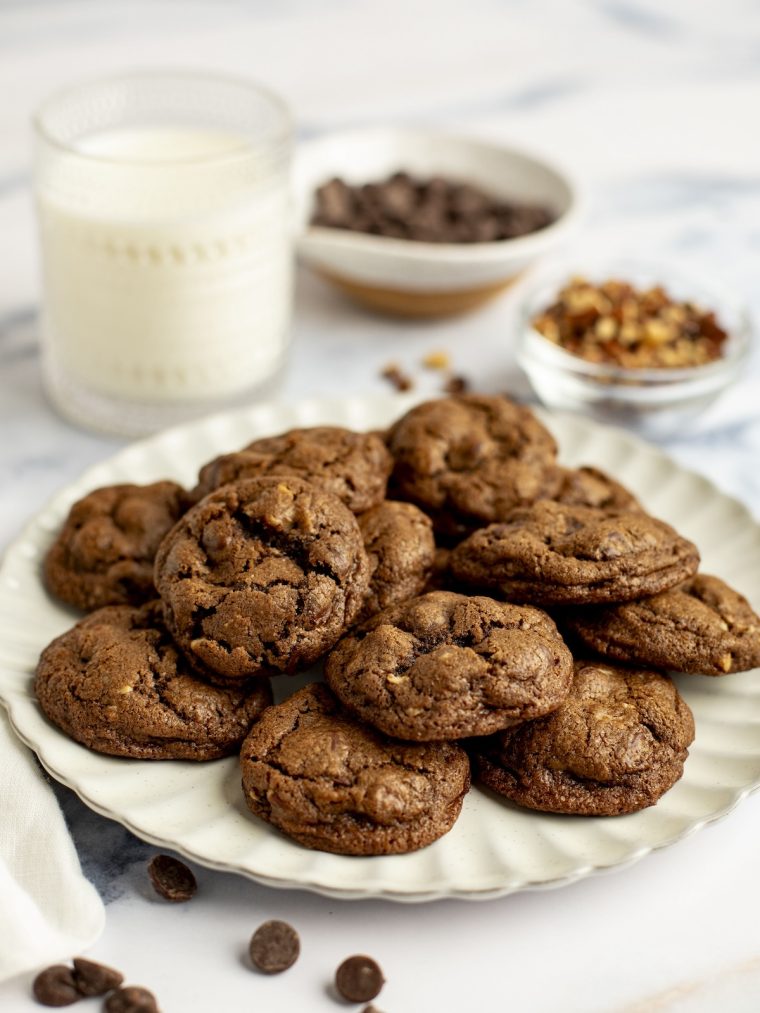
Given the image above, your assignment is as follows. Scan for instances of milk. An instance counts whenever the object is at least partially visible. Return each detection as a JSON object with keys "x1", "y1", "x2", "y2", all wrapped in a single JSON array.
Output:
[{"x1": 36, "y1": 125, "x2": 292, "y2": 408}]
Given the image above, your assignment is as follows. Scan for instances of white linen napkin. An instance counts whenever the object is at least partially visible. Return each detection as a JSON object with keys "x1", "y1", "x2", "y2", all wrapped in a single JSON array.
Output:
[{"x1": 0, "y1": 709, "x2": 105, "y2": 982}]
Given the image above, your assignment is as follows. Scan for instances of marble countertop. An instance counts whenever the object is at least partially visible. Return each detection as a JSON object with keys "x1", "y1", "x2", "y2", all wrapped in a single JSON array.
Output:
[{"x1": 2, "y1": 1, "x2": 760, "y2": 1010}]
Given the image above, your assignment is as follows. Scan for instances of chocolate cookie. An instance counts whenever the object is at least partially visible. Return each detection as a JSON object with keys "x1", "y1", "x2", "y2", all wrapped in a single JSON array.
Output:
[
  {"x1": 356, "y1": 501, "x2": 436, "y2": 622},
  {"x1": 325, "y1": 591, "x2": 573, "y2": 741},
  {"x1": 44, "y1": 482, "x2": 189, "y2": 612},
  {"x1": 35, "y1": 602, "x2": 272, "y2": 759},
  {"x1": 193, "y1": 427, "x2": 393, "y2": 513},
  {"x1": 474, "y1": 659, "x2": 695, "y2": 815},
  {"x1": 155, "y1": 477, "x2": 370, "y2": 681},
  {"x1": 450, "y1": 501, "x2": 699, "y2": 605},
  {"x1": 387, "y1": 395, "x2": 559, "y2": 535},
  {"x1": 564, "y1": 574, "x2": 760, "y2": 675},
  {"x1": 240, "y1": 683, "x2": 470, "y2": 855},
  {"x1": 551, "y1": 466, "x2": 641, "y2": 512}
]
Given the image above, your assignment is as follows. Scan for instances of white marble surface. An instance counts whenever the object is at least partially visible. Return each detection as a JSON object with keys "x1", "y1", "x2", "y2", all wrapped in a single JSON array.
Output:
[{"x1": 2, "y1": 1, "x2": 760, "y2": 1010}]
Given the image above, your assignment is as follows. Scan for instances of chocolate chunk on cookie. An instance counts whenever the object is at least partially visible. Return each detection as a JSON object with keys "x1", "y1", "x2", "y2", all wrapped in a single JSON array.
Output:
[
  {"x1": 44, "y1": 482, "x2": 189, "y2": 612},
  {"x1": 450, "y1": 501, "x2": 699, "y2": 605},
  {"x1": 551, "y1": 466, "x2": 641, "y2": 512},
  {"x1": 240, "y1": 683, "x2": 470, "y2": 855},
  {"x1": 474, "y1": 659, "x2": 695, "y2": 815},
  {"x1": 357, "y1": 501, "x2": 436, "y2": 622},
  {"x1": 35, "y1": 602, "x2": 272, "y2": 759},
  {"x1": 565, "y1": 574, "x2": 760, "y2": 675},
  {"x1": 155, "y1": 477, "x2": 370, "y2": 681},
  {"x1": 194, "y1": 426, "x2": 393, "y2": 513},
  {"x1": 325, "y1": 591, "x2": 573, "y2": 741},
  {"x1": 387, "y1": 395, "x2": 559, "y2": 535}
]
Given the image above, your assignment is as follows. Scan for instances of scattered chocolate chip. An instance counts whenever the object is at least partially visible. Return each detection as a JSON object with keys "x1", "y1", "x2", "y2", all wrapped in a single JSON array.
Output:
[
  {"x1": 362, "y1": 1007, "x2": 385, "y2": 1013},
  {"x1": 381, "y1": 364, "x2": 413, "y2": 392},
  {"x1": 335, "y1": 955, "x2": 385, "y2": 1003},
  {"x1": 72, "y1": 957, "x2": 124, "y2": 997},
  {"x1": 312, "y1": 171, "x2": 553, "y2": 243},
  {"x1": 147, "y1": 854, "x2": 197, "y2": 902},
  {"x1": 249, "y1": 920, "x2": 300, "y2": 974},
  {"x1": 443, "y1": 374, "x2": 469, "y2": 394},
  {"x1": 32, "y1": 965, "x2": 80, "y2": 1007},
  {"x1": 104, "y1": 985, "x2": 158, "y2": 1013}
]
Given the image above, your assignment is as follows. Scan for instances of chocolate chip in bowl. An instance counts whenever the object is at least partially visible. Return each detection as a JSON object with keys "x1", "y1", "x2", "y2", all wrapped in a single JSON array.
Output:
[
  {"x1": 517, "y1": 260, "x2": 751, "y2": 439},
  {"x1": 295, "y1": 127, "x2": 580, "y2": 318}
]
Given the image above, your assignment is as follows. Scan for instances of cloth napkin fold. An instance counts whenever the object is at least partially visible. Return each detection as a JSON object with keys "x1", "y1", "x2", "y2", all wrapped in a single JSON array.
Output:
[{"x1": 0, "y1": 709, "x2": 104, "y2": 983}]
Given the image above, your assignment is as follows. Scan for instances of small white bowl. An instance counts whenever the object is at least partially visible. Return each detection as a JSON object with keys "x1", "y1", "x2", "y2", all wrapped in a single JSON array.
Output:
[
  {"x1": 293, "y1": 127, "x2": 581, "y2": 317},
  {"x1": 517, "y1": 258, "x2": 752, "y2": 439}
]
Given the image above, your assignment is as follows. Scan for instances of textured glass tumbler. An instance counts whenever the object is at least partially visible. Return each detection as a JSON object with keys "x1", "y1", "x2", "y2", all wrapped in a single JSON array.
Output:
[{"x1": 34, "y1": 72, "x2": 293, "y2": 436}]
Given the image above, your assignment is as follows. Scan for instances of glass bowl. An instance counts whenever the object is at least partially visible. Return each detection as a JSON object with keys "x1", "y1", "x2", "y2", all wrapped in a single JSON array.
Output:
[{"x1": 516, "y1": 260, "x2": 752, "y2": 440}]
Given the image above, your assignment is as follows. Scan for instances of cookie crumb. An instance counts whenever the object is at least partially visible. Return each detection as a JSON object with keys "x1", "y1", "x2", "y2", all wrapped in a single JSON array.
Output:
[
  {"x1": 381, "y1": 363, "x2": 413, "y2": 392},
  {"x1": 249, "y1": 920, "x2": 300, "y2": 974}
]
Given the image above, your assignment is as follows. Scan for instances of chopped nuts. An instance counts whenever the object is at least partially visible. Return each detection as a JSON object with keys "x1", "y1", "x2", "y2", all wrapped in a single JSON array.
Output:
[
  {"x1": 380, "y1": 363, "x2": 413, "y2": 392},
  {"x1": 532, "y1": 277, "x2": 729, "y2": 369}
]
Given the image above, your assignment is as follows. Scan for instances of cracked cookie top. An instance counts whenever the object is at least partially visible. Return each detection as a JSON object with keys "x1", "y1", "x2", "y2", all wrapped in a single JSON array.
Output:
[
  {"x1": 154, "y1": 477, "x2": 370, "y2": 681},
  {"x1": 193, "y1": 426, "x2": 393, "y2": 513},
  {"x1": 450, "y1": 500, "x2": 699, "y2": 605},
  {"x1": 34, "y1": 601, "x2": 272, "y2": 760},
  {"x1": 386, "y1": 395, "x2": 559, "y2": 535},
  {"x1": 564, "y1": 574, "x2": 760, "y2": 675},
  {"x1": 325, "y1": 591, "x2": 573, "y2": 741},
  {"x1": 356, "y1": 500, "x2": 436, "y2": 623},
  {"x1": 239, "y1": 682, "x2": 471, "y2": 855},
  {"x1": 474, "y1": 659, "x2": 695, "y2": 815},
  {"x1": 44, "y1": 482, "x2": 190, "y2": 612}
]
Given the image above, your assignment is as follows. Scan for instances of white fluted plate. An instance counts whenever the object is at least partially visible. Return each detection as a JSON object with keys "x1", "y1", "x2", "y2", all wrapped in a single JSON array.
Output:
[{"x1": 1, "y1": 394, "x2": 760, "y2": 902}]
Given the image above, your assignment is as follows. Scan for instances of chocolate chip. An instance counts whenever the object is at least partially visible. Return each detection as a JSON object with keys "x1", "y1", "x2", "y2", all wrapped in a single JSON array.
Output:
[
  {"x1": 72, "y1": 957, "x2": 124, "y2": 997},
  {"x1": 249, "y1": 920, "x2": 300, "y2": 974},
  {"x1": 147, "y1": 854, "x2": 197, "y2": 902},
  {"x1": 32, "y1": 966, "x2": 80, "y2": 1007},
  {"x1": 104, "y1": 985, "x2": 159, "y2": 1013},
  {"x1": 362, "y1": 1007, "x2": 385, "y2": 1013},
  {"x1": 335, "y1": 955, "x2": 385, "y2": 1002}
]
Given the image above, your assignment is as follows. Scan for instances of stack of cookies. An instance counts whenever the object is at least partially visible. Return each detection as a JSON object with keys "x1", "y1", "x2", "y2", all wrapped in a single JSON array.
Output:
[{"x1": 35, "y1": 396, "x2": 760, "y2": 856}]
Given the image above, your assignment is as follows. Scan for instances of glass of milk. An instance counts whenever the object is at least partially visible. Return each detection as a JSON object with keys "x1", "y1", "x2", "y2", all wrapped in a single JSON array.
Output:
[{"x1": 33, "y1": 72, "x2": 293, "y2": 436}]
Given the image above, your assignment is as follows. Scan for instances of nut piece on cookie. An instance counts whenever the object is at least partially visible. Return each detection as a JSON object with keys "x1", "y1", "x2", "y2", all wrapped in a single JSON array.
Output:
[
  {"x1": 550, "y1": 465, "x2": 642, "y2": 513},
  {"x1": 155, "y1": 477, "x2": 370, "y2": 681},
  {"x1": 325, "y1": 591, "x2": 573, "y2": 741},
  {"x1": 387, "y1": 395, "x2": 560, "y2": 536},
  {"x1": 193, "y1": 426, "x2": 393, "y2": 513},
  {"x1": 44, "y1": 481, "x2": 190, "y2": 612},
  {"x1": 35, "y1": 602, "x2": 272, "y2": 760},
  {"x1": 356, "y1": 501, "x2": 436, "y2": 623},
  {"x1": 239, "y1": 682, "x2": 471, "y2": 855},
  {"x1": 474, "y1": 659, "x2": 695, "y2": 815},
  {"x1": 450, "y1": 501, "x2": 699, "y2": 605},
  {"x1": 564, "y1": 574, "x2": 760, "y2": 675}
]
